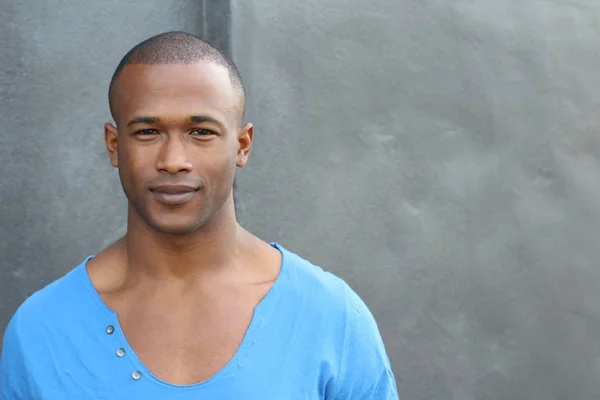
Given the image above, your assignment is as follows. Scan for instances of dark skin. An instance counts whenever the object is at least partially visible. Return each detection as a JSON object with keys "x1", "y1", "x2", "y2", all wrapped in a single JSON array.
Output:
[{"x1": 86, "y1": 61, "x2": 282, "y2": 385}]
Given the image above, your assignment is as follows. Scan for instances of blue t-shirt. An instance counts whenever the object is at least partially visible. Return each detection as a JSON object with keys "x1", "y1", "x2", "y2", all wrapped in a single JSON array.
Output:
[{"x1": 1, "y1": 243, "x2": 398, "y2": 399}]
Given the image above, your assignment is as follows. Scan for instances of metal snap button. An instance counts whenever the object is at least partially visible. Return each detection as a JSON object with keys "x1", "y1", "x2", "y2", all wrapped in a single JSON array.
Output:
[
  {"x1": 106, "y1": 325, "x2": 115, "y2": 334},
  {"x1": 116, "y1": 348, "x2": 126, "y2": 357},
  {"x1": 132, "y1": 371, "x2": 142, "y2": 380}
]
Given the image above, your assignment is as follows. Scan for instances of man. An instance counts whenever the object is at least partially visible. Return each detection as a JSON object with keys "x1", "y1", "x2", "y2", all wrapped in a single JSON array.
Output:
[{"x1": 0, "y1": 31, "x2": 398, "y2": 399}]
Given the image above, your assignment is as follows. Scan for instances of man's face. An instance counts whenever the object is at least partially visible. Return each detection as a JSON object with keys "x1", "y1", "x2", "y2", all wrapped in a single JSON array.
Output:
[{"x1": 105, "y1": 62, "x2": 252, "y2": 235}]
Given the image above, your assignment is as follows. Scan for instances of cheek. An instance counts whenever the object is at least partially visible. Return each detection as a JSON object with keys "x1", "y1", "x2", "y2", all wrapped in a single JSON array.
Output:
[
  {"x1": 206, "y1": 152, "x2": 235, "y2": 179},
  {"x1": 225, "y1": 142, "x2": 240, "y2": 176},
  {"x1": 200, "y1": 146, "x2": 237, "y2": 187},
  {"x1": 118, "y1": 144, "x2": 154, "y2": 186}
]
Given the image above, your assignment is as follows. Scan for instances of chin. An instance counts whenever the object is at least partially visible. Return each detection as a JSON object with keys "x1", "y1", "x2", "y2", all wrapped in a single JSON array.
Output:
[
  {"x1": 151, "y1": 224, "x2": 199, "y2": 236},
  {"x1": 128, "y1": 198, "x2": 211, "y2": 235},
  {"x1": 146, "y1": 215, "x2": 203, "y2": 235}
]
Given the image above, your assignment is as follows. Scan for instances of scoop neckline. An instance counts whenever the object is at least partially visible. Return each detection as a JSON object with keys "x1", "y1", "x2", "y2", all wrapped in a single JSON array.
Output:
[{"x1": 79, "y1": 242, "x2": 288, "y2": 390}]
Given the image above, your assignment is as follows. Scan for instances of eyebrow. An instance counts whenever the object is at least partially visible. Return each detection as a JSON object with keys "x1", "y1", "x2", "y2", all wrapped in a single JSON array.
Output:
[
  {"x1": 190, "y1": 115, "x2": 222, "y2": 126},
  {"x1": 126, "y1": 116, "x2": 158, "y2": 127},
  {"x1": 126, "y1": 115, "x2": 225, "y2": 128}
]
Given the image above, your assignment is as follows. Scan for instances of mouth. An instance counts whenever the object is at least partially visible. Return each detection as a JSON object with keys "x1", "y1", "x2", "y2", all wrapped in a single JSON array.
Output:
[{"x1": 150, "y1": 185, "x2": 199, "y2": 206}]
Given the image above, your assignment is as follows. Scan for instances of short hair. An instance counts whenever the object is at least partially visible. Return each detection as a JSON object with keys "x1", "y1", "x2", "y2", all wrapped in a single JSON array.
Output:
[{"x1": 108, "y1": 31, "x2": 246, "y2": 122}]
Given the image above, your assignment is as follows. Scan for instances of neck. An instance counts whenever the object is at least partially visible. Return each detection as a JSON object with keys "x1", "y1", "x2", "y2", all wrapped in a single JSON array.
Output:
[{"x1": 123, "y1": 195, "x2": 243, "y2": 282}]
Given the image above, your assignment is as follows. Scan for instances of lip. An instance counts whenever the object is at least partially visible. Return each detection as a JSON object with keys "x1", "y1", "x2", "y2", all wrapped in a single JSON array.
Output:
[{"x1": 150, "y1": 185, "x2": 199, "y2": 206}]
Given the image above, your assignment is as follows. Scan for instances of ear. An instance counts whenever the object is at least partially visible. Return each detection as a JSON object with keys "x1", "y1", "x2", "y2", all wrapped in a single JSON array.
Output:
[
  {"x1": 236, "y1": 122, "x2": 254, "y2": 168},
  {"x1": 104, "y1": 123, "x2": 119, "y2": 168}
]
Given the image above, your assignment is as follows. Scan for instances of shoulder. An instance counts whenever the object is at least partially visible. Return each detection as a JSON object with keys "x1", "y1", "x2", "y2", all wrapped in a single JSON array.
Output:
[
  {"x1": 3, "y1": 256, "x2": 92, "y2": 340},
  {"x1": 275, "y1": 244, "x2": 399, "y2": 399},
  {"x1": 276, "y1": 243, "x2": 386, "y2": 342},
  {"x1": 1, "y1": 257, "x2": 91, "y2": 397},
  {"x1": 276, "y1": 243, "x2": 358, "y2": 313}
]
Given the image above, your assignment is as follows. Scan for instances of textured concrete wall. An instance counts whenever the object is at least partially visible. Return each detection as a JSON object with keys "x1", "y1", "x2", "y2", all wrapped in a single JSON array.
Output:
[
  {"x1": 0, "y1": 0, "x2": 229, "y2": 339},
  {"x1": 232, "y1": 1, "x2": 600, "y2": 399}
]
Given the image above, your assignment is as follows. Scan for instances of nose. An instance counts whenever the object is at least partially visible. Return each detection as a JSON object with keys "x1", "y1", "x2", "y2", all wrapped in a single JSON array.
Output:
[{"x1": 155, "y1": 135, "x2": 193, "y2": 174}]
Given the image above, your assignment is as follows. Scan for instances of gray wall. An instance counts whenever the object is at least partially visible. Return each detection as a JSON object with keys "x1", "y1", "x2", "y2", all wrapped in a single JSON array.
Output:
[
  {"x1": 2, "y1": 0, "x2": 600, "y2": 399},
  {"x1": 232, "y1": 1, "x2": 600, "y2": 399}
]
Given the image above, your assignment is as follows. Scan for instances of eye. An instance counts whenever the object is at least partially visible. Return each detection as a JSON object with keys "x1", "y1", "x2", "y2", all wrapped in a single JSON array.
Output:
[
  {"x1": 135, "y1": 129, "x2": 159, "y2": 136},
  {"x1": 190, "y1": 128, "x2": 215, "y2": 136}
]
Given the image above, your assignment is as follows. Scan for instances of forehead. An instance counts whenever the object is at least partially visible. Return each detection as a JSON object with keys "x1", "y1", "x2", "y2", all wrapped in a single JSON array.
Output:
[{"x1": 112, "y1": 62, "x2": 239, "y2": 125}]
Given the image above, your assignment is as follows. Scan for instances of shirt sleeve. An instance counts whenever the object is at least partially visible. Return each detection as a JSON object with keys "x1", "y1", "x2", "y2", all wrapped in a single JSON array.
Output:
[
  {"x1": 1, "y1": 310, "x2": 32, "y2": 400},
  {"x1": 329, "y1": 285, "x2": 399, "y2": 400}
]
